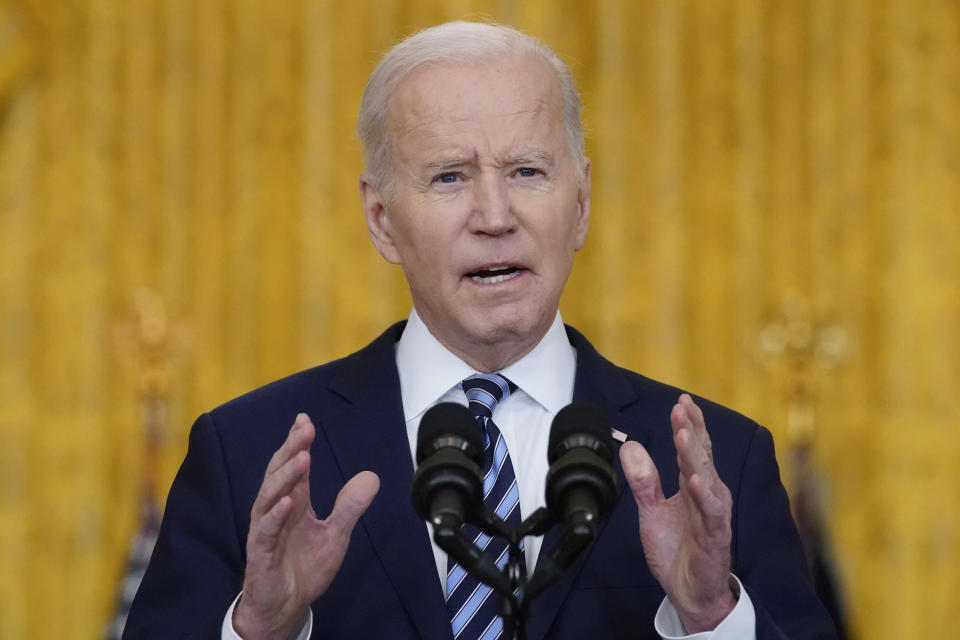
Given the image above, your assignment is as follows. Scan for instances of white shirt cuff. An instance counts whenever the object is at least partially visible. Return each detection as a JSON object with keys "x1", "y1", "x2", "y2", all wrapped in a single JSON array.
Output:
[
  {"x1": 221, "y1": 592, "x2": 313, "y2": 640},
  {"x1": 654, "y1": 575, "x2": 756, "y2": 640}
]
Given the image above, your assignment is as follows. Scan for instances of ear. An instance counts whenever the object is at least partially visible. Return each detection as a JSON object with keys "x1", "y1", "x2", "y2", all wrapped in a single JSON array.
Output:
[
  {"x1": 573, "y1": 159, "x2": 591, "y2": 251},
  {"x1": 359, "y1": 174, "x2": 402, "y2": 264}
]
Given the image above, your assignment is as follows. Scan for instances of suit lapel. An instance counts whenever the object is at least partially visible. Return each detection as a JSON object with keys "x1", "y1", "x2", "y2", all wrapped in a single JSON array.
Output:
[
  {"x1": 525, "y1": 326, "x2": 651, "y2": 640},
  {"x1": 312, "y1": 323, "x2": 654, "y2": 640},
  {"x1": 315, "y1": 322, "x2": 452, "y2": 640}
]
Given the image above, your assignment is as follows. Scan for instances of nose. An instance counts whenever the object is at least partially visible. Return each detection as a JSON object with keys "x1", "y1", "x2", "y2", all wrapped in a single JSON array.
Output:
[{"x1": 469, "y1": 172, "x2": 516, "y2": 236}]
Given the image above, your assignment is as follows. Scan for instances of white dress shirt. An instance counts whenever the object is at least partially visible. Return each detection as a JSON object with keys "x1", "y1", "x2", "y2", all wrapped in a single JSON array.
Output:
[{"x1": 222, "y1": 309, "x2": 755, "y2": 639}]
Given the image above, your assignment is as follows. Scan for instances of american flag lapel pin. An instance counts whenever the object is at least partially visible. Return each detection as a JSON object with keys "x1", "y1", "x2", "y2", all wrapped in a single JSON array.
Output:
[{"x1": 610, "y1": 427, "x2": 628, "y2": 443}]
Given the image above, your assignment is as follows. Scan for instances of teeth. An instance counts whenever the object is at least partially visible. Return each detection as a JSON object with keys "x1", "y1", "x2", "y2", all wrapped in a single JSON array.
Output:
[{"x1": 471, "y1": 270, "x2": 521, "y2": 284}]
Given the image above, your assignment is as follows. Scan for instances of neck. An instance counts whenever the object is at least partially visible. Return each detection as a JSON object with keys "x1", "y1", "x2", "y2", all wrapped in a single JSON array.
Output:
[
  {"x1": 414, "y1": 314, "x2": 553, "y2": 374},
  {"x1": 444, "y1": 336, "x2": 541, "y2": 374}
]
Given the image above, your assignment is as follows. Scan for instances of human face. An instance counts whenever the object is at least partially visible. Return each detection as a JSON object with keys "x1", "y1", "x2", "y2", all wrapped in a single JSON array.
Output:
[{"x1": 360, "y1": 53, "x2": 591, "y2": 371}]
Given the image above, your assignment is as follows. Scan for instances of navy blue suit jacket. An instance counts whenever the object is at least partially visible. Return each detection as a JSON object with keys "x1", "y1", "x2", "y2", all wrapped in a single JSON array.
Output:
[{"x1": 124, "y1": 323, "x2": 836, "y2": 639}]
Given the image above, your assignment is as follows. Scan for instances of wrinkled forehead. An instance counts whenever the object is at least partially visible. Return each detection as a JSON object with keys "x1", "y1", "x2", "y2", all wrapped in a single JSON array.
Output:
[{"x1": 385, "y1": 53, "x2": 565, "y2": 146}]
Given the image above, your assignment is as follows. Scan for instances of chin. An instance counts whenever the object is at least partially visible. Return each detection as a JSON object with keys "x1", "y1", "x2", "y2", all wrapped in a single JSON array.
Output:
[{"x1": 468, "y1": 307, "x2": 547, "y2": 346}]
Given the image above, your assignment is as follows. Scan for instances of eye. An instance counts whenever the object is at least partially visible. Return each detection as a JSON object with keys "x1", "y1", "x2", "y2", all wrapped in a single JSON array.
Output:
[
  {"x1": 433, "y1": 172, "x2": 461, "y2": 184},
  {"x1": 515, "y1": 167, "x2": 540, "y2": 178}
]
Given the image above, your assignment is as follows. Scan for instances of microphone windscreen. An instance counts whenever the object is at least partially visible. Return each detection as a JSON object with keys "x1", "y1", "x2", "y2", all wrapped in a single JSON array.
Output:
[
  {"x1": 548, "y1": 403, "x2": 613, "y2": 464},
  {"x1": 416, "y1": 402, "x2": 482, "y2": 464}
]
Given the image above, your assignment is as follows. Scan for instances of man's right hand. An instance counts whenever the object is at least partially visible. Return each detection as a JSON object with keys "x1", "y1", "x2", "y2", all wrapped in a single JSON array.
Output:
[{"x1": 233, "y1": 413, "x2": 380, "y2": 640}]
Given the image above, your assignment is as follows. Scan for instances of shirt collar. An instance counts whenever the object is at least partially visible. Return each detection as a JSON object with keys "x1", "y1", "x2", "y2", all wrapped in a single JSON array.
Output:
[{"x1": 395, "y1": 308, "x2": 577, "y2": 420}]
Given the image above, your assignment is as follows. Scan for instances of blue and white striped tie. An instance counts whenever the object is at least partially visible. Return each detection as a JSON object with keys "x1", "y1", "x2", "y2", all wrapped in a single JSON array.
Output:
[{"x1": 446, "y1": 373, "x2": 524, "y2": 640}]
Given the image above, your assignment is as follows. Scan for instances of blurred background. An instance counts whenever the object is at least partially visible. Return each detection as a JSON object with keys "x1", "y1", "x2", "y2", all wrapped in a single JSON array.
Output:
[{"x1": 1, "y1": 0, "x2": 958, "y2": 637}]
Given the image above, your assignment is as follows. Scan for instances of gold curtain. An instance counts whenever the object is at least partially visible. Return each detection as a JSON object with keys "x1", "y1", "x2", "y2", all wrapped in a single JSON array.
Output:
[{"x1": 1, "y1": 1, "x2": 958, "y2": 637}]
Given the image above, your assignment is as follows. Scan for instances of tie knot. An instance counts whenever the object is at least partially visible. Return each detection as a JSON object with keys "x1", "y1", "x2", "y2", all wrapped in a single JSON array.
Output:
[{"x1": 459, "y1": 373, "x2": 514, "y2": 420}]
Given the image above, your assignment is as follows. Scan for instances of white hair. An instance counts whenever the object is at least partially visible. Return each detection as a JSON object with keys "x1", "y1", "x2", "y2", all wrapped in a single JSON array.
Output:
[{"x1": 357, "y1": 21, "x2": 586, "y2": 195}]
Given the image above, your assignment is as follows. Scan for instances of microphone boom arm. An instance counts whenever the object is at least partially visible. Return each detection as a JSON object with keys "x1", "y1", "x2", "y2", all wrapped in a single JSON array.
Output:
[
  {"x1": 524, "y1": 511, "x2": 597, "y2": 598},
  {"x1": 432, "y1": 513, "x2": 513, "y2": 595}
]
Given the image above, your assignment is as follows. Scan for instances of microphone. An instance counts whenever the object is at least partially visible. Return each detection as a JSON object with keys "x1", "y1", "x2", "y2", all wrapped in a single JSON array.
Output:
[
  {"x1": 545, "y1": 403, "x2": 617, "y2": 527},
  {"x1": 411, "y1": 402, "x2": 513, "y2": 597},
  {"x1": 527, "y1": 403, "x2": 618, "y2": 598},
  {"x1": 411, "y1": 402, "x2": 484, "y2": 529}
]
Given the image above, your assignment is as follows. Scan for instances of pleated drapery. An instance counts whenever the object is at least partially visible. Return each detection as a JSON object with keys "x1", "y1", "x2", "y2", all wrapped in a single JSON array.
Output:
[{"x1": 1, "y1": 1, "x2": 958, "y2": 637}]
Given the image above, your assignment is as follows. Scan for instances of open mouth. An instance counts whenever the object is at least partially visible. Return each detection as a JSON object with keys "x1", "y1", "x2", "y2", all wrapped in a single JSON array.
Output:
[{"x1": 466, "y1": 265, "x2": 524, "y2": 284}]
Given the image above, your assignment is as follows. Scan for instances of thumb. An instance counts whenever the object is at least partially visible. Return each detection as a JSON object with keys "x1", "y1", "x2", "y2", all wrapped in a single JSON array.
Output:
[
  {"x1": 327, "y1": 470, "x2": 380, "y2": 534},
  {"x1": 620, "y1": 441, "x2": 664, "y2": 516}
]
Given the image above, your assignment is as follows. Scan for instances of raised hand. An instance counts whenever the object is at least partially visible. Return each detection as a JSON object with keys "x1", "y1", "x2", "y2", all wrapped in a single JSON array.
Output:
[
  {"x1": 620, "y1": 394, "x2": 736, "y2": 633},
  {"x1": 233, "y1": 413, "x2": 380, "y2": 640}
]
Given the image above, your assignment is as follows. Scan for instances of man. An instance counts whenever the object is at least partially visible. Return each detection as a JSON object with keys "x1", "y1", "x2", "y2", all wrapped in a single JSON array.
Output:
[{"x1": 125, "y1": 21, "x2": 835, "y2": 640}]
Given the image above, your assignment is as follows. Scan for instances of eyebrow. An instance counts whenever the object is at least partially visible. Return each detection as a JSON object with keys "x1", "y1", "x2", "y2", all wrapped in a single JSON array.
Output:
[
  {"x1": 421, "y1": 150, "x2": 555, "y2": 173},
  {"x1": 507, "y1": 151, "x2": 553, "y2": 166},
  {"x1": 424, "y1": 157, "x2": 474, "y2": 171}
]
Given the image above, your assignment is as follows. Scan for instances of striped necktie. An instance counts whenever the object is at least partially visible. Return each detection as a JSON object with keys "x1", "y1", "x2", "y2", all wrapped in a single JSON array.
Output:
[{"x1": 446, "y1": 373, "x2": 524, "y2": 640}]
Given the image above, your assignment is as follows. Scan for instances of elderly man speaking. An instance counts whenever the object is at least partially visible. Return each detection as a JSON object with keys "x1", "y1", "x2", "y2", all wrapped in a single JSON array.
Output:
[{"x1": 125, "y1": 21, "x2": 835, "y2": 640}]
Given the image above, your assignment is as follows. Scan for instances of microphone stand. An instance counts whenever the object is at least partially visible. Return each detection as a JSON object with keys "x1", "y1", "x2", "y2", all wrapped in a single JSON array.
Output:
[{"x1": 432, "y1": 506, "x2": 600, "y2": 640}]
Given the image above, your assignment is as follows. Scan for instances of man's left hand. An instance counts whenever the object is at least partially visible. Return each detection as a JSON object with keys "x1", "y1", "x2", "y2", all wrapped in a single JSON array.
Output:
[{"x1": 620, "y1": 393, "x2": 736, "y2": 633}]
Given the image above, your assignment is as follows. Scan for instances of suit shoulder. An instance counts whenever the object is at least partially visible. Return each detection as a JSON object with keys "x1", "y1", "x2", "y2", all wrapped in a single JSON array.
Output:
[
  {"x1": 621, "y1": 366, "x2": 761, "y2": 431},
  {"x1": 207, "y1": 321, "x2": 405, "y2": 429},
  {"x1": 566, "y1": 323, "x2": 761, "y2": 434},
  {"x1": 612, "y1": 366, "x2": 776, "y2": 494},
  {"x1": 209, "y1": 363, "x2": 330, "y2": 421}
]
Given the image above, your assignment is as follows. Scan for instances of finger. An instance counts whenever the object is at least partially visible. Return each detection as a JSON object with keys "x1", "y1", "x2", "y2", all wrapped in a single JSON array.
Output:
[
  {"x1": 672, "y1": 398, "x2": 716, "y2": 475},
  {"x1": 686, "y1": 472, "x2": 732, "y2": 535},
  {"x1": 669, "y1": 400, "x2": 689, "y2": 440},
  {"x1": 251, "y1": 449, "x2": 311, "y2": 520},
  {"x1": 674, "y1": 424, "x2": 717, "y2": 490},
  {"x1": 326, "y1": 471, "x2": 381, "y2": 534},
  {"x1": 249, "y1": 494, "x2": 295, "y2": 552},
  {"x1": 284, "y1": 456, "x2": 315, "y2": 525},
  {"x1": 264, "y1": 414, "x2": 314, "y2": 476},
  {"x1": 619, "y1": 441, "x2": 665, "y2": 517},
  {"x1": 265, "y1": 414, "x2": 316, "y2": 477},
  {"x1": 679, "y1": 394, "x2": 711, "y2": 455}
]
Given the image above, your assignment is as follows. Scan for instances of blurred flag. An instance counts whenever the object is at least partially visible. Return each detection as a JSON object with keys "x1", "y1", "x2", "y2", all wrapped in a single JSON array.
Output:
[
  {"x1": 103, "y1": 500, "x2": 160, "y2": 640},
  {"x1": 104, "y1": 292, "x2": 170, "y2": 639},
  {"x1": 792, "y1": 442, "x2": 851, "y2": 639}
]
